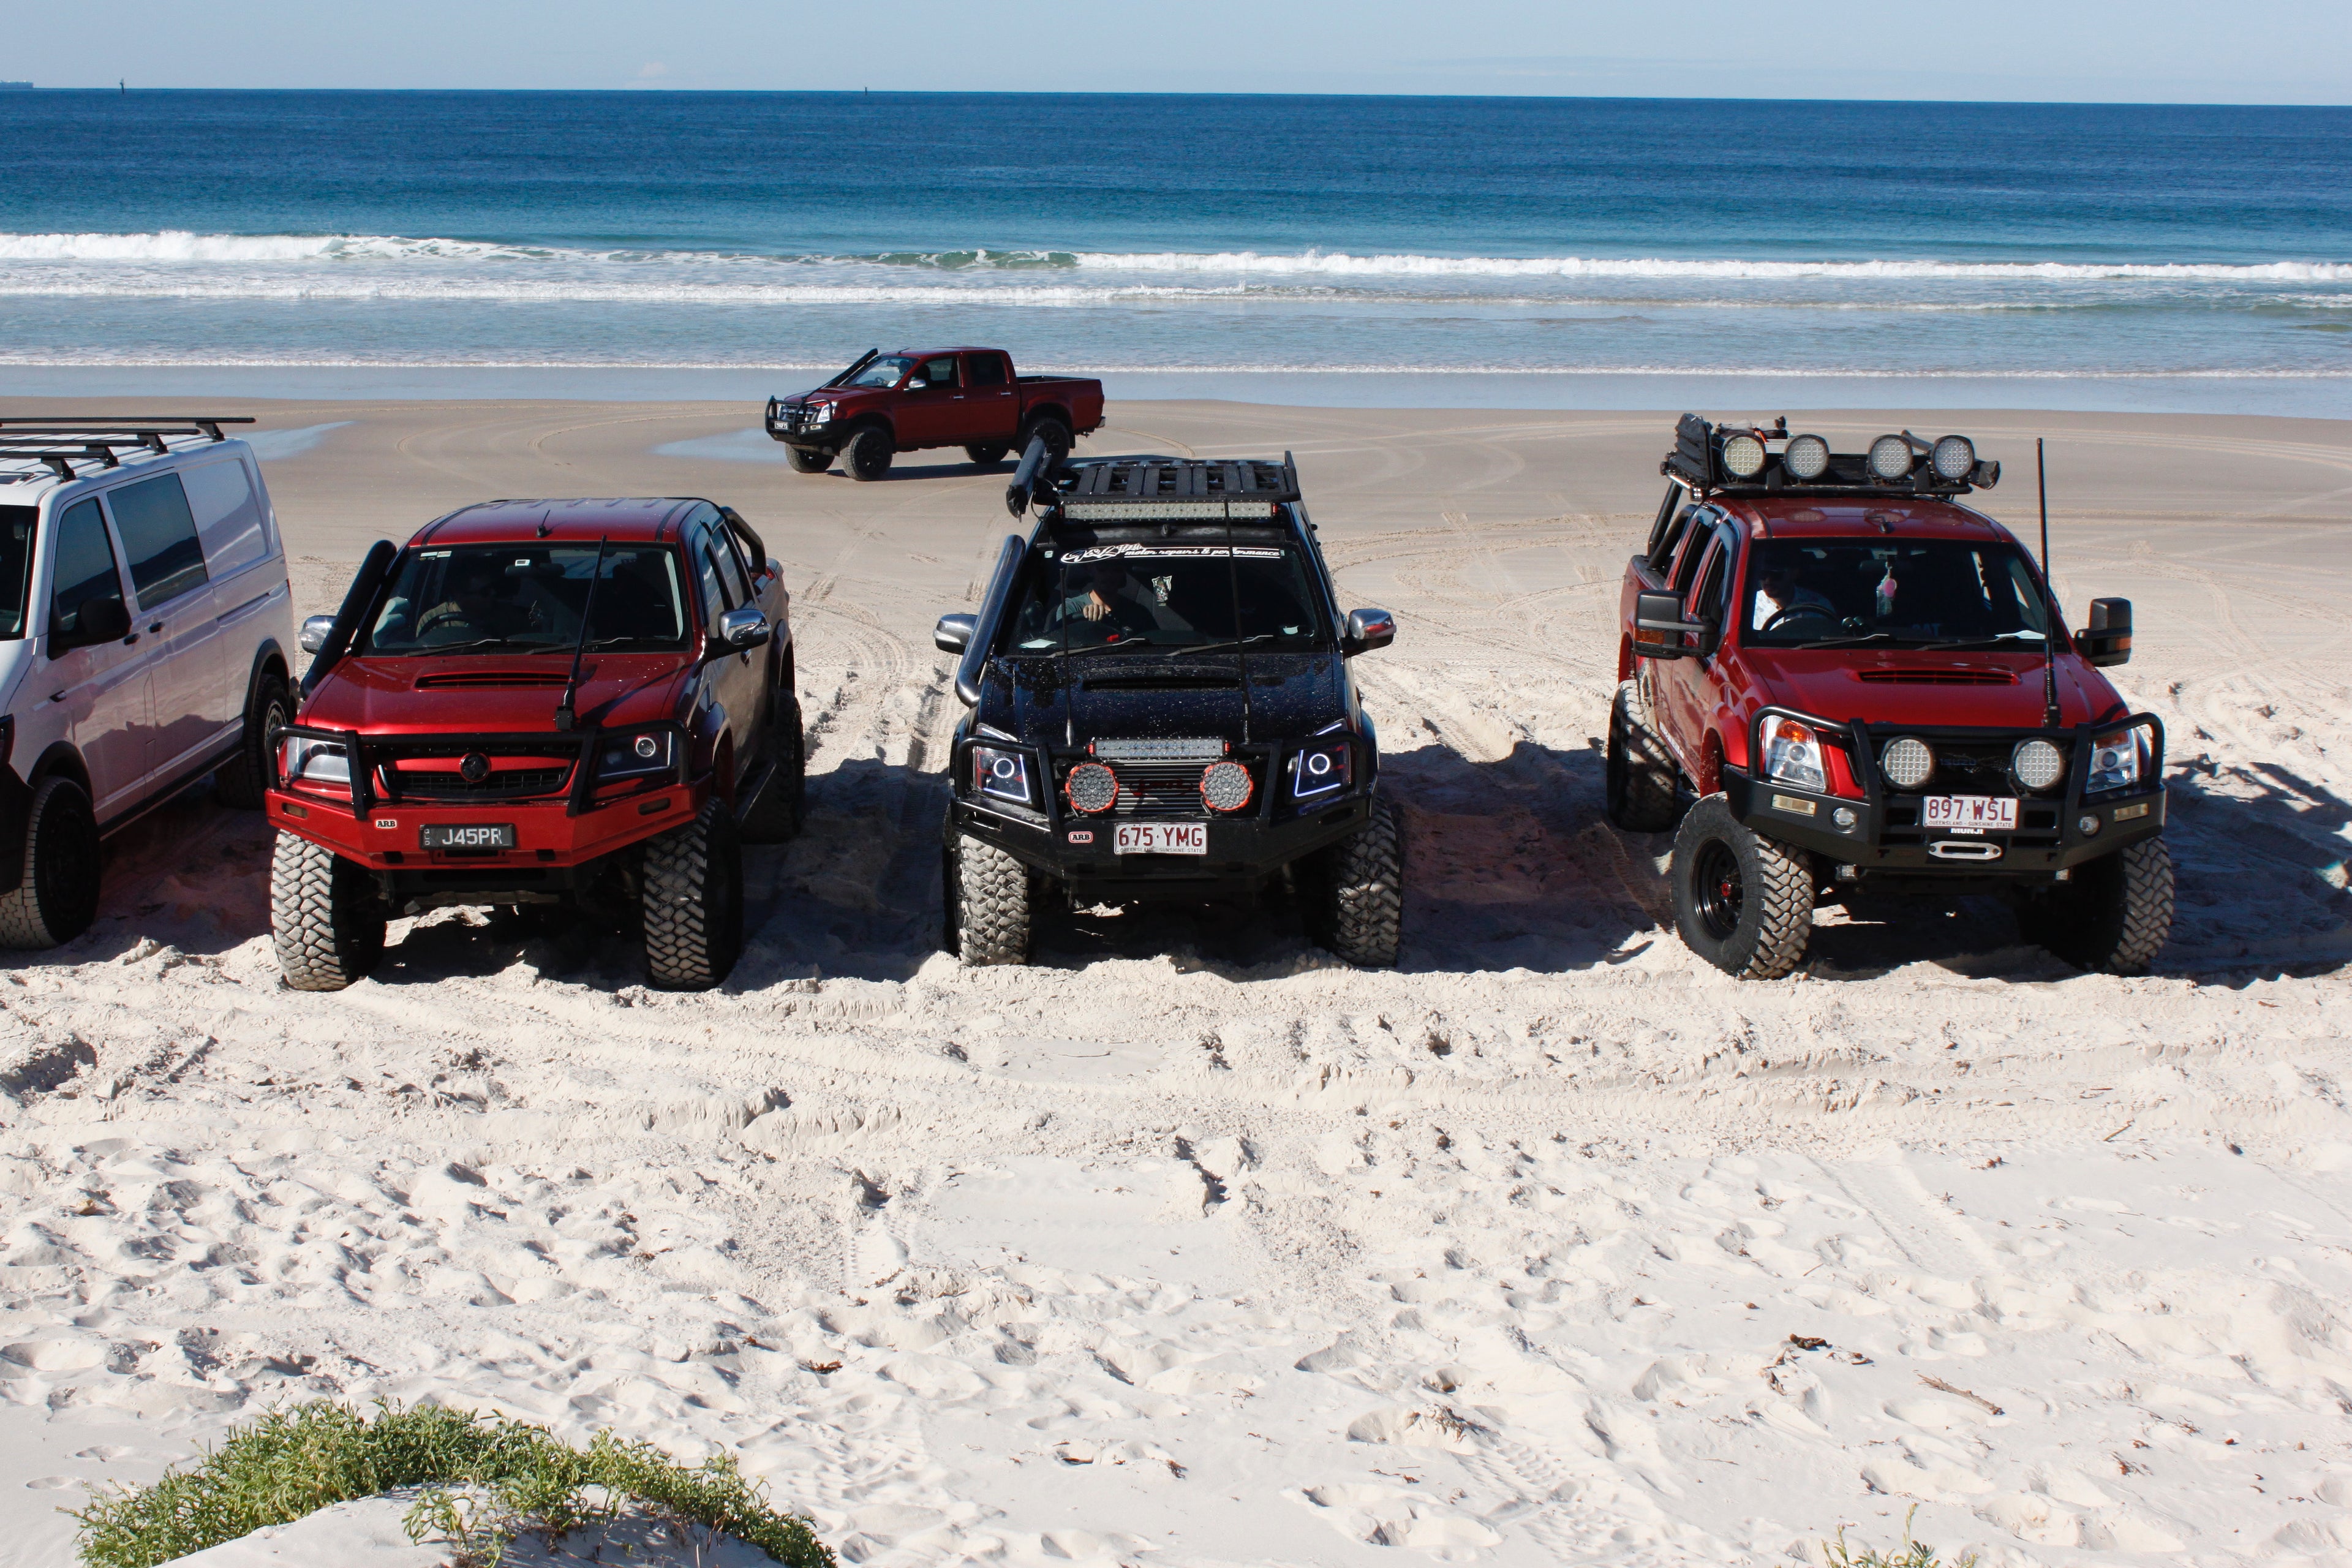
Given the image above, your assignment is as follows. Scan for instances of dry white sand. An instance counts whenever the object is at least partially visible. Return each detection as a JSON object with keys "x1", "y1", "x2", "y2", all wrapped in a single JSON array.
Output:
[{"x1": 3, "y1": 399, "x2": 2351, "y2": 1567}]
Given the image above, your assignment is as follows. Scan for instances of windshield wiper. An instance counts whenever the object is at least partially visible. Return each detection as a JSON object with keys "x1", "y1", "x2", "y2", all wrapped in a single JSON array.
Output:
[
  {"x1": 1064, "y1": 638, "x2": 1179, "y2": 658},
  {"x1": 1910, "y1": 634, "x2": 2046, "y2": 652},
  {"x1": 402, "y1": 637, "x2": 546, "y2": 656},
  {"x1": 1790, "y1": 631, "x2": 1902, "y2": 650},
  {"x1": 1170, "y1": 633, "x2": 1280, "y2": 657}
]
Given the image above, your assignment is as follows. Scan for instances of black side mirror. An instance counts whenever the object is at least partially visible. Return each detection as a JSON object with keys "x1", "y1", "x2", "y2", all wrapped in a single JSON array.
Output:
[
  {"x1": 2079, "y1": 597, "x2": 2132, "y2": 667},
  {"x1": 1632, "y1": 589, "x2": 1708, "y2": 661},
  {"x1": 1343, "y1": 608, "x2": 1395, "y2": 655},
  {"x1": 934, "y1": 613, "x2": 976, "y2": 655},
  {"x1": 55, "y1": 595, "x2": 132, "y2": 652}
]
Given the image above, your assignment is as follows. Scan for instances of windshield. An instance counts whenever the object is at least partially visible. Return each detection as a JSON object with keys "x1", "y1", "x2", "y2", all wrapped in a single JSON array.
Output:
[
  {"x1": 1006, "y1": 540, "x2": 1327, "y2": 653},
  {"x1": 0, "y1": 507, "x2": 31, "y2": 639},
  {"x1": 843, "y1": 355, "x2": 915, "y2": 389},
  {"x1": 1741, "y1": 538, "x2": 2052, "y2": 649},
  {"x1": 362, "y1": 543, "x2": 690, "y2": 656}
]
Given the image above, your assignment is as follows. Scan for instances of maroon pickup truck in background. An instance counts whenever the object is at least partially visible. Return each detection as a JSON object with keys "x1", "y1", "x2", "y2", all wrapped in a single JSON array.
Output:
[{"x1": 765, "y1": 348, "x2": 1106, "y2": 482}]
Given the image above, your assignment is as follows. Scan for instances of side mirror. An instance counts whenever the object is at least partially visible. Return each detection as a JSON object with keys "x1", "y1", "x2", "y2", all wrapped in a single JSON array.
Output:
[
  {"x1": 298, "y1": 614, "x2": 337, "y2": 655},
  {"x1": 1343, "y1": 608, "x2": 1395, "y2": 655},
  {"x1": 906, "y1": 379, "x2": 928, "y2": 391},
  {"x1": 1632, "y1": 589, "x2": 1707, "y2": 661},
  {"x1": 58, "y1": 596, "x2": 131, "y2": 651},
  {"x1": 934, "y1": 612, "x2": 976, "y2": 655},
  {"x1": 2078, "y1": 597, "x2": 2132, "y2": 667},
  {"x1": 712, "y1": 606, "x2": 771, "y2": 654}
]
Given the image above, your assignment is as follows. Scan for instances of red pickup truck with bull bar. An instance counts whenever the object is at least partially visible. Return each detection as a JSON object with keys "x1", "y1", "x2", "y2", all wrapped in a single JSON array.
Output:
[
  {"x1": 267, "y1": 497, "x2": 802, "y2": 992},
  {"x1": 1609, "y1": 415, "x2": 2171, "y2": 979},
  {"x1": 764, "y1": 347, "x2": 1105, "y2": 481}
]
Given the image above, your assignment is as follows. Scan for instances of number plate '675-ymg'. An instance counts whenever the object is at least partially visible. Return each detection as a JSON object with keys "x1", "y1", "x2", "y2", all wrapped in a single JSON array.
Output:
[{"x1": 421, "y1": 823, "x2": 516, "y2": 850}]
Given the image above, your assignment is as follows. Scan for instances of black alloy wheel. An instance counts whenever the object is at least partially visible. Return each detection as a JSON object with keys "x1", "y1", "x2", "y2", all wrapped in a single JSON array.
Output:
[
  {"x1": 842, "y1": 426, "x2": 895, "y2": 482},
  {"x1": 1692, "y1": 837, "x2": 1744, "y2": 941},
  {"x1": 1668, "y1": 795, "x2": 1815, "y2": 979}
]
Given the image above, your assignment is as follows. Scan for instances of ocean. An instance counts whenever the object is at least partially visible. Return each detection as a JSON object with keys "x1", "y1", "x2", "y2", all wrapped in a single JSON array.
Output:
[{"x1": 2, "y1": 90, "x2": 2349, "y2": 411}]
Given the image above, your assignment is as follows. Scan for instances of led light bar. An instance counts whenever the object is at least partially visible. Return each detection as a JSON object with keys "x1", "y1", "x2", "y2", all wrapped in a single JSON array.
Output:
[
  {"x1": 1093, "y1": 737, "x2": 1226, "y2": 763},
  {"x1": 1060, "y1": 500, "x2": 1281, "y2": 521}
]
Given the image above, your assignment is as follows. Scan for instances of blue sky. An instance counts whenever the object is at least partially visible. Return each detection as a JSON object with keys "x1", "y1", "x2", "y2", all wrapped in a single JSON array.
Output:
[{"x1": 7, "y1": 0, "x2": 2349, "y2": 103}]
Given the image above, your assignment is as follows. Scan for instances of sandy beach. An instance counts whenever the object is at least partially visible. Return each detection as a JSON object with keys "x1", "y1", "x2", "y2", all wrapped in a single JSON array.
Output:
[{"x1": 4, "y1": 395, "x2": 2351, "y2": 1567}]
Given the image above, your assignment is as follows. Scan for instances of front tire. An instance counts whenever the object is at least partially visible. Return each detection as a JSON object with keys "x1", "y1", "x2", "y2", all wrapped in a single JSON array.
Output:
[
  {"x1": 841, "y1": 426, "x2": 894, "y2": 482},
  {"x1": 1670, "y1": 795, "x2": 1814, "y2": 978},
  {"x1": 270, "y1": 831, "x2": 386, "y2": 990},
  {"x1": 214, "y1": 666, "x2": 292, "y2": 810},
  {"x1": 964, "y1": 444, "x2": 1009, "y2": 467},
  {"x1": 1307, "y1": 797, "x2": 1404, "y2": 967},
  {"x1": 952, "y1": 831, "x2": 1031, "y2": 965},
  {"x1": 0, "y1": 777, "x2": 102, "y2": 949},
  {"x1": 2034, "y1": 837, "x2": 2174, "y2": 974},
  {"x1": 784, "y1": 446, "x2": 832, "y2": 475},
  {"x1": 1605, "y1": 677, "x2": 1681, "y2": 832},
  {"x1": 642, "y1": 796, "x2": 744, "y2": 990}
]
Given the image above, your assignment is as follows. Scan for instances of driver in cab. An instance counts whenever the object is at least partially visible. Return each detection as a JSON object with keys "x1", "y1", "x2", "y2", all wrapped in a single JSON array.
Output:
[
  {"x1": 417, "y1": 557, "x2": 560, "y2": 643},
  {"x1": 1751, "y1": 564, "x2": 1834, "y2": 631},
  {"x1": 1064, "y1": 557, "x2": 1186, "y2": 635}
]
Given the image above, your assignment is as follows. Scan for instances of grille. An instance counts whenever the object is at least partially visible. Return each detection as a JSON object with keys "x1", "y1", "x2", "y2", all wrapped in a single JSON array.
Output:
[
  {"x1": 1926, "y1": 745, "x2": 2022, "y2": 795},
  {"x1": 382, "y1": 764, "x2": 572, "y2": 801},
  {"x1": 1062, "y1": 760, "x2": 1261, "y2": 820}
]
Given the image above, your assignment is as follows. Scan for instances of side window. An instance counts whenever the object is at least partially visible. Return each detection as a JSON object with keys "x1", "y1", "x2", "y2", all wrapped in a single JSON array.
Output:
[
  {"x1": 684, "y1": 522, "x2": 729, "y2": 624},
  {"x1": 48, "y1": 499, "x2": 126, "y2": 643},
  {"x1": 105, "y1": 473, "x2": 209, "y2": 608},
  {"x1": 180, "y1": 460, "x2": 267, "y2": 578},
  {"x1": 1694, "y1": 536, "x2": 1735, "y2": 628},
  {"x1": 965, "y1": 353, "x2": 1008, "y2": 388},
  {"x1": 919, "y1": 355, "x2": 960, "y2": 390},
  {"x1": 1669, "y1": 512, "x2": 1714, "y2": 595}
]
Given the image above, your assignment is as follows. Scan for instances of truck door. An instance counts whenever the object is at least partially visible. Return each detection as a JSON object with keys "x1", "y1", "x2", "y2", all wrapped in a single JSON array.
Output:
[
  {"x1": 1651, "y1": 526, "x2": 1733, "y2": 782},
  {"x1": 684, "y1": 509, "x2": 764, "y2": 793},
  {"x1": 962, "y1": 352, "x2": 1019, "y2": 444},
  {"x1": 40, "y1": 497, "x2": 153, "y2": 821},
  {"x1": 894, "y1": 354, "x2": 968, "y2": 449}
]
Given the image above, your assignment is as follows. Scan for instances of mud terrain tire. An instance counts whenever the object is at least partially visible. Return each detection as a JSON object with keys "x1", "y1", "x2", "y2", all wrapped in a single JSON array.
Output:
[
  {"x1": 951, "y1": 831, "x2": 1031, "y2": 965},
  {"x1": 0, "y1": 777, "x2": 102, "y2": 949},
  {"x1": 2035, "y1": 837, "x2": 2174, "y2": 974},
  {"x1": 214, "y1": 666, "x2": 292, "y2": 809},
  {"x1": 741, "y1": 696, "x2": 806, "y2": 843},
  {"x1": 1670, "y1": 794, "x2": 1814, "y2": 979},
  {"x1": 964, "y1": 443, "x2": 1010, "y2": 467},
  {"x1": 785, "y1": 446, "x2": 831, "y2": 474},
  {"x1": 1308, "y1": 797, "x2": 1404, "y2": 967},
  {"x1": 270, "y1": 831, "x2": 386, "y2": 989},
  {"x1": 1606, "y1": 677, "x2": 1681, "y2": 832},
  {"x1": 642, "y1": 796, "x2": 744, "y2": 990},
  {"x1": 841, "y1": 426, "x2": 894, "y2": 482}
]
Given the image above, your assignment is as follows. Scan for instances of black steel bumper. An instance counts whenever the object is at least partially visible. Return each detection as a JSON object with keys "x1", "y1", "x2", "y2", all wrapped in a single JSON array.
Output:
[
  {"x1": 949, "y1": 791, "x2": 1376, "y2": 896},
  {"x1": 1725, "y1": 710, "x2": 2166, "y2": 880},
  {"x1": 764, "y1": 399, "x2": 834, "y2": 448}
]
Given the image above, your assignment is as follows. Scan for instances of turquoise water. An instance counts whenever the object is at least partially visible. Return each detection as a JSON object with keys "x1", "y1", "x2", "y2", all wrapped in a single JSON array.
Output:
[{"x1": 2, "y1": 91, "x2": 2348, "y2": 409}]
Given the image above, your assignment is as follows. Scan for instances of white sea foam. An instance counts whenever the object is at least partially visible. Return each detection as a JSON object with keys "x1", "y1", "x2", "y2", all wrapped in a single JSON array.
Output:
[{"x1": 1072, "y1": 249, "x2": 2352, "y2": 282}]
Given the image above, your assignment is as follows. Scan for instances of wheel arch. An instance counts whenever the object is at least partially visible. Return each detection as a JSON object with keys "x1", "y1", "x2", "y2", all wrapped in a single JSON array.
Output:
[{"x1": 1021, "y1": 404, "x2": 1073, "y2": 435}]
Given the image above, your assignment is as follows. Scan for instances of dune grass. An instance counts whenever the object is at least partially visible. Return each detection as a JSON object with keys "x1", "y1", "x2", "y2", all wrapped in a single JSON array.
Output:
[
  {"x1": 1825, "y1": 1508, "x2": 1980, "y2": 1568},
  {"x1": 69, "y1": 1400, "x2": 834, "y2": 1568}
]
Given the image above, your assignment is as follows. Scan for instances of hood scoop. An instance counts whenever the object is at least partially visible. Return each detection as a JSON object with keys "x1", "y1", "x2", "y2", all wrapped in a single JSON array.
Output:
[
  {"x1": 1083, "y1": 673, "x2": 1242, "y2": 691},
  {"x1": 415, "y1": 669, "x2": 570, "y2": 689},
  {"x1": 1856, "y1": 668, "x2": 2018, "y2": 686}
]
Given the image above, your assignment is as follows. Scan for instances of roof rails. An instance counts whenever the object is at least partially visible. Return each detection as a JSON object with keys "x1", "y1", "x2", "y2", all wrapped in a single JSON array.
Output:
[
  {"x1": 1041, "y1": 454, "x2": 1303, "y2": 522},
  {"x1": 1663, "y1": 413, "x2": 1999, "y2": 497},
  {"x1": 0, "y1": 415, "x2": 254, "y2": 481}
]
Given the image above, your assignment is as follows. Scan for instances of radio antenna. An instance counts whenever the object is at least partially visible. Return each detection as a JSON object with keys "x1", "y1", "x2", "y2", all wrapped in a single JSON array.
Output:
[{"x1": 2037, "y1": 440, "x2": 2060, "y2": 731}]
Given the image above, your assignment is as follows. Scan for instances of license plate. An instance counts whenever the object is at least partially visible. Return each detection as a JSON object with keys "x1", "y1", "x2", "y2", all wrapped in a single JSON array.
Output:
[
  {"x1": 420, "y1": 823, "x2": 516, "y2": 850},
  {"x1": 1921, "y1": 795, "x2": 2017, "y2": 834},
  {"x1": 1114, "y1": 823, "x2": 1207, "y2": 856}
]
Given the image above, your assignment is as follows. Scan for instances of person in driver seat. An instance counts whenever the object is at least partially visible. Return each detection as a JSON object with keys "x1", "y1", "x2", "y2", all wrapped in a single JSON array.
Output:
[
  {"x1": 1751, "y1": 564, "x2": 1834, "y2": 630},
  {"x1": 418, "y1": 558, "x2": 546, "y2": 643},
  {"x1": 1066, "y1": 557, "x2": 1183, "y2": 633}
]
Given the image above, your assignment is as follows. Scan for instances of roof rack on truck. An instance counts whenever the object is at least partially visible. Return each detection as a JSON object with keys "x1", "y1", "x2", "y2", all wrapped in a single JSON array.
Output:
[
  {"x1": 0, "y1": 415, "x2": 255, "y2": 481},
  {"x1": 1662, "y1": 413, "x2": 2000, "y2": 498},
  {"x1": 1008, "y1": 447, "x2": 1302, "y2": 518}
]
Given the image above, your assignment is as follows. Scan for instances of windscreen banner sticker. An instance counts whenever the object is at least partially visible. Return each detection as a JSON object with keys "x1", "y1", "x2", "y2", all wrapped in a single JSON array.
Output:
[{"x1": 1060, "y1": 544, "x2": 1284, "y2": 564}]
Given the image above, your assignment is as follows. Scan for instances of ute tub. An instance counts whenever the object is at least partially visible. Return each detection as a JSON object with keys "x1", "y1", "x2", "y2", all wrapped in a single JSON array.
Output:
[{"x1": 1725, "y1": 709, "x2": 2166, "y2": 875}]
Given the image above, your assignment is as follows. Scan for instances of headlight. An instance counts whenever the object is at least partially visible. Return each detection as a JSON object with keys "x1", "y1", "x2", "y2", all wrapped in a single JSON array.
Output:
[
  {"x1": 1721, "y1": 432, "x2": 1766, "y2": 479},
  {"x1": 2011, "y1": 737, "x2": 2065, "y2": 792},
  {"x1": 810, "y1": 402, "x2": 834, "y2": 424},
  {"x1": 1880, "y1": 736, "x2": 1934, "y2": 791},
  {"x1": 2088, "y1": 724, "x2": 2152, "y2": 793},
  {"x1": 1763, "y1": 717, "x2": 1826, "y2": 793},
  {"x1": 1868, "y1": 434, "x2": 1914, "y2": 481},
  {"x1": 279, "y1": 736, "x2": 350, "y2": 788},
  {"x1": 972, "y1": 745, "x2": 1033, "y2": 806},
  {"x1": 1930, "y1": 434, "x2": 1975, "y2": 481},
  {"x1": 1289, "y1": 739, "x2": 1352, "y2": 799},
  {"x1": 597, "y1": 729, "x2": 675, "y2": 782},
  {"x1": 1782, "y1": 434, "x2": 1830, "y2": 480}
]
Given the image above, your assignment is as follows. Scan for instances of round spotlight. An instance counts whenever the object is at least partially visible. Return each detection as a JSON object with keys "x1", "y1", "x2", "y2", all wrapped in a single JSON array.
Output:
[
  {"x1": 1880, "y1": 736, "x2": 1935, "y2": 791},
  {"x1": 1065, "y1": 761, "x2": 1120, "y2": 815},
  {"x1": 1868, "y1": 435, "x2": 1915, "y2": 481},
  {"x1": 1931, "y1": 434, "x2": 1976, "y2": 482},
  {"x1": 1783, "y1": 434, "x2": 1831, "y2": 481},
  {"x1": 1721, "y1": 432, "x2": 1767, "y2": 479},
  {"x1": 2011, "y1": 738, "x2": 2065, "y2": 792},
  {"x1": 1199, "y1": 760, "x2": 1254, "y2": 813},
  {"x1": 1832, "y1": 806, "x2": 1858, "y2": 831},
  {"x1": 2078, "y1": 813, "x2": 2103, "y2": 837}
]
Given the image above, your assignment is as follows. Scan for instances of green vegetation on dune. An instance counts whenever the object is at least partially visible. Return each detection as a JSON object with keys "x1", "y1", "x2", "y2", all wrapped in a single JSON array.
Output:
[{"x1": 69, "y1": 1400, "x2": 834, "y2": 1568}]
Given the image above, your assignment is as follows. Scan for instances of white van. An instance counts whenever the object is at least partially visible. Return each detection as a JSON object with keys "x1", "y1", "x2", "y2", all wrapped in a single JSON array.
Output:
[{"x1": 0, "y1": 417, "x2": 298, "y2": 947}]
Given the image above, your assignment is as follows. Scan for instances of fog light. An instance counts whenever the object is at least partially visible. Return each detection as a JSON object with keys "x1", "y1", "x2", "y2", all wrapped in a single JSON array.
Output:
[
  {"x1": 1833, "y1": 806, "x2": 1857, "y2": 830},
  {"x1": 1066, "y1": 761, "x2": 1120, "y2": 815},
  {"x1": 1880, "y1": 736, "x2": 1935, "y2": 791},
  {"x1": 2078, "y1": 813, "x2": 2101, "y2": 836},
  {"x1": 1199, "y1": 760, "x2": 1254, "y2": 813}
]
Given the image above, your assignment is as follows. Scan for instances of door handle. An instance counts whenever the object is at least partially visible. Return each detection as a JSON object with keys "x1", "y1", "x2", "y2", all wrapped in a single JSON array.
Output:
[{"x1": 147, "y1": 622, "x2": 164, "y2": 635}]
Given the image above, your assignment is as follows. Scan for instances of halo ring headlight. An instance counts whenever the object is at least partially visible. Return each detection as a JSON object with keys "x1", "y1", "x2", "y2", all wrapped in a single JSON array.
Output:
[
  {"x1": 1931, "y1": 434, "x2": 1977, "y2": 483},
  {"x1": 1868, "y1": 435, "x2": 1915, "y2": 481},
  {"x1": 2011, "y1": 737, "x2": 2065, "y2": 792},
  {"x1": 1721, "y1": 432, "x2": 1767, "y2": 480},
  {"x1": 1782, "y1": 433, "x2": 1831, "y2": 481},
  {"x1": 1065, "y1": 761, "x2": 1120, "y2": 815},
  {"x1": 1880, "y1": 736, "x2": 1936, "y2": 791}
]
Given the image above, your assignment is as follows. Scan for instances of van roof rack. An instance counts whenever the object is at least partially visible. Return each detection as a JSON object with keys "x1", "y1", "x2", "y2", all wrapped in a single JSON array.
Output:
[{"x1": 0, "y1": 416, "x2": 254, "y2": 481}]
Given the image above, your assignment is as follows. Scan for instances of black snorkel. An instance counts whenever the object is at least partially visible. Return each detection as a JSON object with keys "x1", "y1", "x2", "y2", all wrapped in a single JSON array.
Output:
[{"x1": 552, "y1": 534, "x2": 609, "y2": 732}]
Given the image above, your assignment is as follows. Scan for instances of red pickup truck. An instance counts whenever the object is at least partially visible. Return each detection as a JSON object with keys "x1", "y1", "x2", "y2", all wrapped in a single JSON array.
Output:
[{"x1": 764, "y1": 348, "x2": 1105, "y2": 481}]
